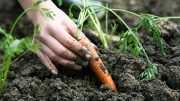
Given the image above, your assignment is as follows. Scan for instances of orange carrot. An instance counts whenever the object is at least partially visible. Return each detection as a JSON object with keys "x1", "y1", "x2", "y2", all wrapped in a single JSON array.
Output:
[{"x1": 79, "y1": 37, "x2": 118, "y2": 92}]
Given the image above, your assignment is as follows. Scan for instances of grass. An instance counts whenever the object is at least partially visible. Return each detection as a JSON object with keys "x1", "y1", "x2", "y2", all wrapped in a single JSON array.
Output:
[{"x1": 0, "y1": 0, "x2": 55, "y2": 95}]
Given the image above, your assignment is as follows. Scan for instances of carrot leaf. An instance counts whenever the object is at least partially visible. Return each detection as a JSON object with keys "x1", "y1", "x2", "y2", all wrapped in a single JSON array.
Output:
[
  {"x1": 140, "y1": 63, "x2": 158, "y2": 80},
  {"x1": 39, "y1": 7, "x2": 55, "y2": 20},
  {"x1": 140, "y1": 14, "x2": 165, "y2": 56},
  {"x1": 118, "y1": 29, "x2": 142, "y2": 55}
]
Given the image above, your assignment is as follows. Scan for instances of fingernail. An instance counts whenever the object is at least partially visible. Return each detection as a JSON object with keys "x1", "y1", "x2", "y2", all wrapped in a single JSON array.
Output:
[
  {"x1": 85, "y1": 54, "x2": 91, "y2": 60},
  {"x1": 74, "y1": 65, "x2": 82, "y2": 70},
  {"x1": 87, "y1": 51, "x2": 91, "y2": 55},
  {"x1": 51, "y1": 70, "x2": 58, "y2": 75},
  {"x1": 72, "y1": 55, "x2": 77, "y2": 60},
  {"x1": 82, "y1": 46, "x2": 88, "y2": 52},
  {"x1": 92, "y1": 43, "x2": 97, "y2": 49}
]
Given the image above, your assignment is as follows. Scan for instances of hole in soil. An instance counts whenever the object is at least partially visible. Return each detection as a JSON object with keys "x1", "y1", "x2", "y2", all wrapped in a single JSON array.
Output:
[
  {"x1": 161, "y1": 74, "x2": 180, "y2": 90},
  {"x1": 161, "y1": 74, "x2": 168, "y2": 81}
]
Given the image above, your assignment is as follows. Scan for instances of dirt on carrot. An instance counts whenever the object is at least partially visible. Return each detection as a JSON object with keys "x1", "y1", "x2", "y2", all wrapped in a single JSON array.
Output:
[{"x1": 79, "y1": 38, "x2": 118, "y2": 92}]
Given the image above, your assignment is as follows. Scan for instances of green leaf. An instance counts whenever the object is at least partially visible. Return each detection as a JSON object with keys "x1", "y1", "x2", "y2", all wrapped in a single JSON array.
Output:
[
  {"x1": 0, "y1": 53, "x2": 12, "y2": 95},
  {"x1": 8, "y1": 39, "x2": 23, "y2": 56},
  {"x1": 33, "y1": 25, "x2": 41, "y2": 36},
  {"x1": 118, "y1": 29, "x2": 142, "y2": 55},
  {"x1": 140, "y1": 63, "x2": 158, "y2": 80},
  {"x1": 118, "y1": 38, "x2": 127, "y2": 51},
  {"x1": 140, "y1": 14, "x2": 165, "y2": 55},
  {"x1": 32, "y1": 0, "x2": 47, "y2": 7},
  {"x1": 0, "y1": 33, "x2": 14, "y2": 50},
  {"x1": 23, "y1": 38, "x2": 40, "y2": 53},
  {"x1": 0, "y1": 36, "x2": 39, "y2": 94},
  {"x1": 0, "y1": 27, "x2": 7, "y2": 36},
  {"x1": 40, "y1": 7, "x2": 55, "y2": 20}
]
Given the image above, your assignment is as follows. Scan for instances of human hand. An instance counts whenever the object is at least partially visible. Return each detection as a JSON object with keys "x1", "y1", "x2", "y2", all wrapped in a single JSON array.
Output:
[{"x1": 19, "y1": 0, "x2": 92, "y2": 75}]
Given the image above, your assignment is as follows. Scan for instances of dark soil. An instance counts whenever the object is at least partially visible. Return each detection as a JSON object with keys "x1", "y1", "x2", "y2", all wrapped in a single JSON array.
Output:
[{"x1": 0, "y1": 0, "x2": 180, "y2": 101}]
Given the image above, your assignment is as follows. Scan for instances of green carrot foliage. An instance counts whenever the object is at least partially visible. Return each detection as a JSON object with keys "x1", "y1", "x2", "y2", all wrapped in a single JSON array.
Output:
[
  {"x1": 40, "y1": 7, "x2": 55, "y2": 20},
  {"x1": 118, "y1": 29, "x2": 142, "y2": 55},
  {"x1": 0, "y1": 0, "x2": 51, "y2": 95},
  {"x1": 140, "y1": 14, "x2": 165, "y2": 56},
  {"x1": 140, "y1": 63, "x2": 158, "y2": 80},
  {"x1": 0, "y1": 27, "x2": 39, "y2": 95}
]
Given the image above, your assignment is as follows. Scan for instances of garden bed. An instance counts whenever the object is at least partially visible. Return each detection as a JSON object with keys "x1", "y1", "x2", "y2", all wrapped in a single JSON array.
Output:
[{"x1": 0, "y1": 0, "x2": 180, "y2": 101}]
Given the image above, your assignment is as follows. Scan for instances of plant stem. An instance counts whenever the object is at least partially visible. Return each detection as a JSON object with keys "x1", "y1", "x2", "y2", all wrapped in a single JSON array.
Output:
[
  {"x1": 10, "y1": 8, "x2": 31, "y2": 35},
  {"x1": 88, "y1": 9, "x2": 108, "y2": 48},
  {"x1": 111, "y1": 8, "x2": 142, "y2": 19},
  {"x1": 0, "y1": 53, "x2": 12, "y2": 95},
  {"x1": 10, "y1": 50, "x2": 28, "y2": 65},
  {"x1": 105, "y1": 4, "x2": 109, "y2": 34},
  {"x1": 160, "y1": 16, "x2": 180, "y2": 20},
  {"x1": 88, "y1": 5, "x2": 152, "y2": 64},
  {"x1": 81, "y1": 1, "x2": 108, "y2": 48},
  {"x1": 85, "y1": 5, "x2": 142, "y2": 19},
  {"x1": 80, "y1": 9, "x2": 104, "y2": 23}
]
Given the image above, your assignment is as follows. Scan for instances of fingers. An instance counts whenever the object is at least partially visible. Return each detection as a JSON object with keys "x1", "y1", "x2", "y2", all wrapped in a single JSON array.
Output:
[
  {"x1": 91, "y1": 43, "x2": 98, "y2": 49},
  {"x1": 36, "y1": 50, "x2": 58, "y2": 75},
  {"x1": 63, "y1": 16, "x2": 78, "y2": 38},
  {"x1": 80, "y1": 33, "x2": 98, "y2": 49},
  {"x1": 48, "y1": 26, "x2": 91, "y2": 60},
  {"x1": 40, "y1": 43, "x2": 82, "y2": 70},
  {"x1": 39, "y1": 31, "x2": 77, "y2": 60},
  {"x1": 62, "y1": 18, "x2": 97, "y2": 49}
]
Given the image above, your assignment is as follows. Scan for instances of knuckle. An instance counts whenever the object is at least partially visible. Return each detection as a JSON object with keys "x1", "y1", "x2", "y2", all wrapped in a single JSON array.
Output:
[
  {"x1": 66, "y1": 36, "x2": 76, "y2": 46},
  {"x1": 64, "y1": 61, "x2": 75, "y2": 67},
  {"x1": 45, "y1": 22, "x2": 53, "y2": 29},
  {"x1": 45, "y1": 23, "x2": 55, "y2": 32},
  {"x1": 66, "y1": 38, "x2": 72, "y2": 45},
  {"x1": 66, "y1": 38, "x2": 76, "y2": 47},
  {"x1": 39, "y1": 33, "x2": 46, "y2": 39},
  {"x1": 56, "y1": 48, "x2": 66, "y2": 56},
  {"x1": 49, "y1": 54, "x2": 58, "y2": 60},
  {"x1": 69, "y1": 21, "x2": 77, "y2": 30}
]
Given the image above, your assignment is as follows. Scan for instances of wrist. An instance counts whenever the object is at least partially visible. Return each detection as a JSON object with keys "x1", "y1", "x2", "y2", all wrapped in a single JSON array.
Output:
[
  {"x1": 18, "y1": 0, "x2": 57, "y2": 24},
  {"x1": 28, "y1": 0, "x2": 57, "y2": 23}
]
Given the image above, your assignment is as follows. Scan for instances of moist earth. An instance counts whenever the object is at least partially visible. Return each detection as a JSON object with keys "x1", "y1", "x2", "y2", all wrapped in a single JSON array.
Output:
[{"x1": 0, "y1": 0, "x2": 180, "y2": 101}]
